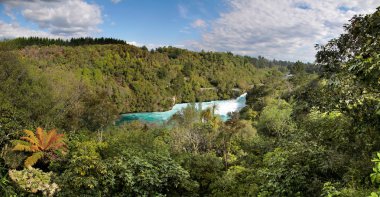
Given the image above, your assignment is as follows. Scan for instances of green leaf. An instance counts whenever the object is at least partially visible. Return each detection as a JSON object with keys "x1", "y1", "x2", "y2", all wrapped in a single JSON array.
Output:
[{"x1": 24, "y1": 152, "x2": 44, "y2": 167}]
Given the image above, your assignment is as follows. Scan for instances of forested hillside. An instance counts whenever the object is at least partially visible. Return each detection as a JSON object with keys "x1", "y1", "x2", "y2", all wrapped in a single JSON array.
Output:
[
  {"x1": 0, "y1": 38, "x2": 297, "y2": 132},
  {"x1": 1, "y1": 7, "x2": 380, "y2": 197}
]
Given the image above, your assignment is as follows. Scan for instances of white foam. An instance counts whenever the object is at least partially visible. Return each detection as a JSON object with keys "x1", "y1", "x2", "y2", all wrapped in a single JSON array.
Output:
[{"x1": 120, "y1": 93, "x2": 247, "y2": 122}]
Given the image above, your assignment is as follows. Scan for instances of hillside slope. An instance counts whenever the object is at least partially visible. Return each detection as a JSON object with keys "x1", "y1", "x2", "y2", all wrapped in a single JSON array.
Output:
[{"x1": 0, "y1": 40, "x2": 288, "y2": 131}]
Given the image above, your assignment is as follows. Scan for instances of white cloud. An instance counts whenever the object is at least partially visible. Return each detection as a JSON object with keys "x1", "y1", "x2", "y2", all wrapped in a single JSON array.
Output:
[
  {"x1": 190, "y1": 0, "x2": 379, "y2": 62},
  {"x1": 191, "y1": 19, "x2": 207, "y2": 28},
  {"x1": 1, "y1": 0, "x2": 103, "y2": 37},
  {"x1": 178, "y1": 4, "x2": 188, "y2": 19},
  {"x1": 126, "y1": 41, "x2": 142, "y2": 46},
  {"x1": 0, "y1": 21, "x2": 57, "y2": 39}
]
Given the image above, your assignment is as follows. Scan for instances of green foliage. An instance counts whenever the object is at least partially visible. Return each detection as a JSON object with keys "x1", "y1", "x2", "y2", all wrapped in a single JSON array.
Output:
[
  {"x1": 315, "y1": 7, "x2": 380, "y2": 124},
  {"x1": 1, "y1": 37, "x2": 126, "y2": 49},
  {"x1": 0, "y1": 38, "x2": 296, "y2": 135},
  {"x1": 3, "y1": 7, "x2": 380, "y2": 196},
  {"x1": 289, "y1": 61, "x2": 306, "y2": 75},
  {"x1": 0, "y1": 158, "x2": 17, "y2": 197},
  {"x1": 257, "y1": 100, "x2": 295, "y2": 137},
  {"x1": 257, "y1": 143, "x2": 325, "y2": 196},
  {"x1": 109, "y1": 154, "x2": 198, "y2": 196},
  {"x1": 372, "y1": 153, "x2": 380, "y2": 183},
  {"x1": 181, "y1": 153, "x2": 224, "y2": 195},
  {"x1": 371, "y1": 192, "x2": 380, "y2": 197},
  {"x1": 245, "y1": 68, "x2": 290, "y2": 112},
  {"x1": 57, "y1": 140, "x2": 112, "y2": 196},
  {"x1": 57, "y1": 135, "x2": 198, "y2": 196},
  {"x1": 210, "y1": 166, "x2": 259, "y2": 196},
  {"x1": 321, "y1": 182, "x2": 341, "y2": 197}
]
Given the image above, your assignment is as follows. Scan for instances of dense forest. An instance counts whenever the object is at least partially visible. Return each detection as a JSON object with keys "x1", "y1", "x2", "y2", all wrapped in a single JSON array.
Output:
[
  {"x1": 0, "y1": 36, "x2": 301, "y2": 132},
  {"x1": 1, "y1": 37, "x2": 127, "y2": 48},
  {"x1": 1, "y1": 7, "x2": 380, "y2": 197}
]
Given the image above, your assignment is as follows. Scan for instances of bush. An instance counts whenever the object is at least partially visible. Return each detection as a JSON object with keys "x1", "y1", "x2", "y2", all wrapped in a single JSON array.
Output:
[
  {"x1": 257, "y1": 100, "x2": 295, "y2": 137},
  {"x1": 8, "y1": 167, "x2": 59, "y2": 196}
]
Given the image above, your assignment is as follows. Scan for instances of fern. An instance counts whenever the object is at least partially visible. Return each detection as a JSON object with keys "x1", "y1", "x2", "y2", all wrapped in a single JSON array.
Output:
[
  {"x1": 20, "y1": 136, "x2": 37, "y2": 145},
  {"x1": 12, "y1": 127, "x2": 67, "y2": 168},
  {"x1": 13, "y1": 144, "x2": 33, "y2": 152},
  {"x1": 45, "y1": 129, "x2": 56, "y2": 149},
  {"x1": 36, "y1": 127, "x2": 45, "y2": 147},
  {"x1": 23, "y1": 130, "x2": 39, "y2": 144},
  {"x1": 24, "y1": 152, "x2": 44, "y2": 167},
  {"x1": 11, "y1": 140, "x2": 30, "y2": 146}
]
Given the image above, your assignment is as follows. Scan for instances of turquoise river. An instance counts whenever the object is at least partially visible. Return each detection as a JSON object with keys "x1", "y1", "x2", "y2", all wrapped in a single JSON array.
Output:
[{"x1": 117, "y1": 93, "x2": 247, "y2": 124}]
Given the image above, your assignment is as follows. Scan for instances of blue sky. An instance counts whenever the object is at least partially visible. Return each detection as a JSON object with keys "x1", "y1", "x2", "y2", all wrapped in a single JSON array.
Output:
[
  {"x1": 98, "y1": 0, "x2": 225, "y2": 46},
  {"x1": 0, "y1": 0, "x2": 378, "y2": 62}
]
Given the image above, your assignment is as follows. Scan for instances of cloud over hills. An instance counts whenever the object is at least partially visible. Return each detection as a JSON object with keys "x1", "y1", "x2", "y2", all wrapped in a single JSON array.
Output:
[
  {"x1": 190, "y1": 0, "x2": 379, "y2": 62},
  {"x1": 0, "y1": 0, "x2": 102, "y2": 38}
]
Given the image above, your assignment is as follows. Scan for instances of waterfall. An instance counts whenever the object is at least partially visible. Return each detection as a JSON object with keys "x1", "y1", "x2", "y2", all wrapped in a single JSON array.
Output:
[{"x1": 118, "y1": 93, "x2": 247, "y2": 124}]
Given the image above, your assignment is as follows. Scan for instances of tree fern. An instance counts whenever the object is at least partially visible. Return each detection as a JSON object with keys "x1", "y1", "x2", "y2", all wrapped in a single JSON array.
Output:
[
  {"x1": 13, "y1": 144, "x2": 32, "y2": 152},
  {"x1": 12, "y1": 127, "x2": 66, "y2": 168},
  {"x1": 45, "y1": 129, "x2": 56, "y2": 148},
  {"x1": 22, "y1": 130, "x2": 39, "y2": 145},
  {"x1": 36, "y1": 127, "x2": 45, "y2": 147},
  {"x1": 11, "y1": 140, "x2": 30, "y2": 146},
  {"x1": 24, "y1": 152, "x2": 44, "y2": 167}
]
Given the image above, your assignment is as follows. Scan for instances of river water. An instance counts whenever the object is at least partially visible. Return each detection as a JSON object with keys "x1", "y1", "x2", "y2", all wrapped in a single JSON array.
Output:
[{"x1": 117, "y1": 93, "x2": 247, "y2": 124}]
